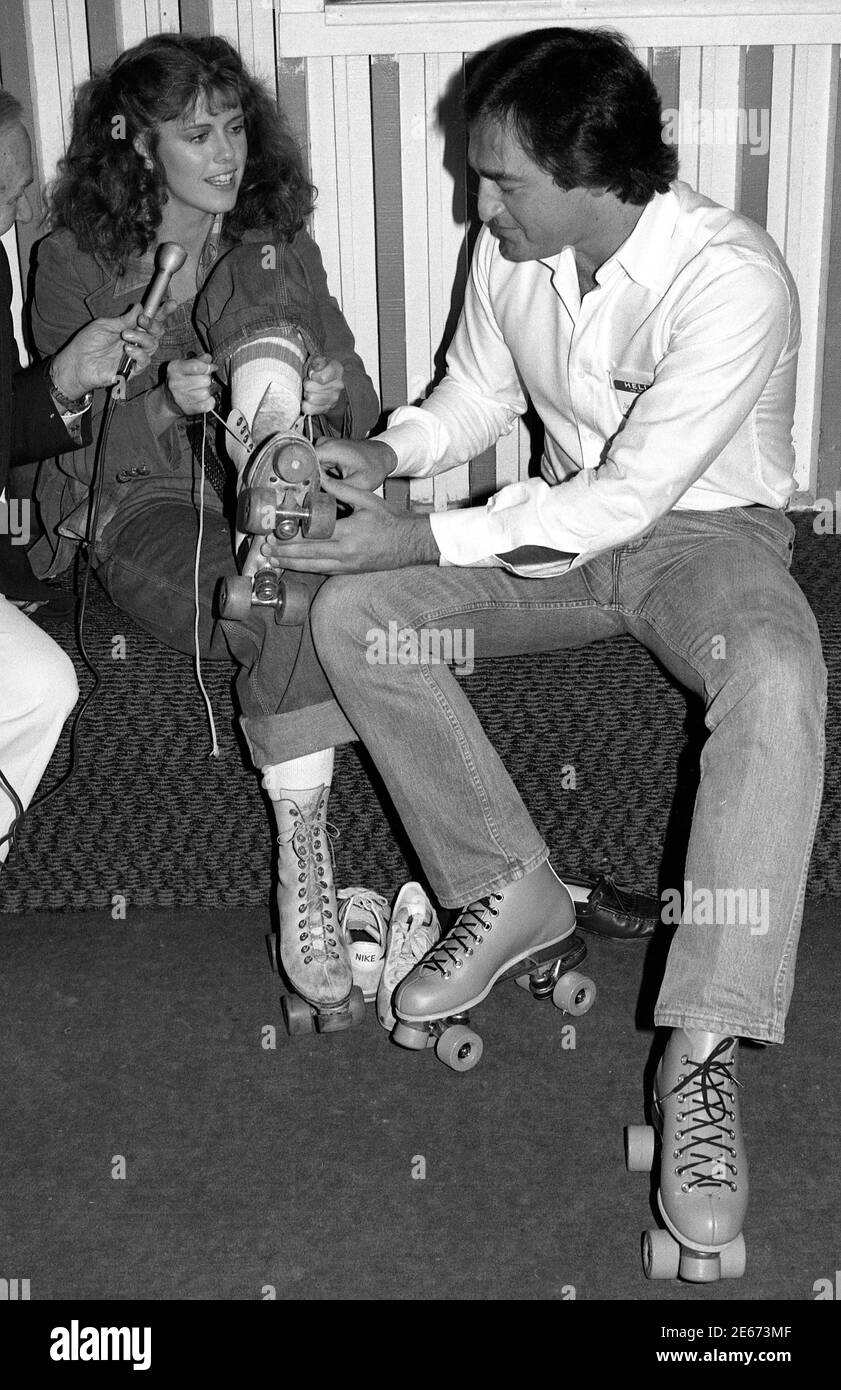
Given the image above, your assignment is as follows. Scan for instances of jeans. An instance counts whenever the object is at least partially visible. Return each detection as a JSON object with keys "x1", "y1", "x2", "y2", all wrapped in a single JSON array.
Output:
[
  {"x1": 84, "y1": 235, "x2": 374, "y2": 768},
  {"x1": 310, "y1": 504, "x2": 827, "y2": 1043},
  {"x1": 95, "y1": 503, "x2": 356, "y2": 766}
]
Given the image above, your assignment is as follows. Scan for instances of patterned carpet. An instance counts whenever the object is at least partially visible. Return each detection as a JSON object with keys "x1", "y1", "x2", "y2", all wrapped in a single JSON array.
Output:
[{"x1": 1, "y1": 514, "x2": 838, "y2": 911}]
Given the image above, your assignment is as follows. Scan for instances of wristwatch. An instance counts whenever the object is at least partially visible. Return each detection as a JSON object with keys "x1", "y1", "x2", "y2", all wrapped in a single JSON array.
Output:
[{"x1": 48, "y1": 359, "x2": 93, "y2": 415}]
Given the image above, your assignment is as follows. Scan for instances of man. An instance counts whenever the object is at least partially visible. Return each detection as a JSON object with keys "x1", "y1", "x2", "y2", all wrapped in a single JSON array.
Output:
[
  {"x1": 0, "y1": 90, "x2": 164, "y2": 862},
  {"x1": 274, "y1": 29, "x2": 825, "y2": 1280}
]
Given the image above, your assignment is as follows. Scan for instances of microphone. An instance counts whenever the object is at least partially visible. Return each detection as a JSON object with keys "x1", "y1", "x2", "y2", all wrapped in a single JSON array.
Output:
[{"x1": 113, "y1": 241, "x2": 187, "y2": 390}]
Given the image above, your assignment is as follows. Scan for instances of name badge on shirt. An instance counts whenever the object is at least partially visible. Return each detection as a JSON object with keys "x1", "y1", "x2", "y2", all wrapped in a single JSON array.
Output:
[{"x1": 612, "y1": 370, "x2": 654, "y2": 418}]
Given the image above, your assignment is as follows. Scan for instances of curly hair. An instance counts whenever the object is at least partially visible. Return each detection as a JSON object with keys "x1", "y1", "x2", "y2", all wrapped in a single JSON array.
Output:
[
  {"x1": 47, "y1": 32, "x2": 315, "y2": 272},
  {"x1": 465, "y1": 28, "x2": 678, "y2": 205}
]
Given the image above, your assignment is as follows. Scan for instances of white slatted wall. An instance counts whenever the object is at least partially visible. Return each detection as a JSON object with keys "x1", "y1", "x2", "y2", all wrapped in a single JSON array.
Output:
[{"x1": 4, "y1": 0, "x2": 840, "y2": 500}]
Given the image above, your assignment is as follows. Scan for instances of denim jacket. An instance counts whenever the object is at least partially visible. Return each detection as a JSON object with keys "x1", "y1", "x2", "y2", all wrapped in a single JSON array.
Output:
[{"x1": 29, "y1": 224, "x2": 380, "y2": 576}]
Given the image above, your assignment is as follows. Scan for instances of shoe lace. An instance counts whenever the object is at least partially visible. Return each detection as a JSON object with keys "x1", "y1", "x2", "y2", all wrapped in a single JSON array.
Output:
[
  {"x1": 282, "y1": 796, "x2": 341, "y2": 963},
  {"x1": 661, "y1": 1037, "x2": 743, "y2": 1192},
  {"x1": 420, "y1": 894, "x2": 502, "y2": 977},
  {"x1": 336, "y1": 887, "x2": 390, "y2": 946},
  {"x1": 390, "y1": 906, "x2": 436, "y2": 966}
]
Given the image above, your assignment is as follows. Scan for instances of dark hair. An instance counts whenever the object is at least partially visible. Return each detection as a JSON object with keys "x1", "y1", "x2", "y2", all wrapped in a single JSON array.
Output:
[
  {"x1": 465, "y1": 27, "x2": 678, "y2": 204},
  {"x1": 47, "y1": 32, "x2": 314, "y2": 272}
]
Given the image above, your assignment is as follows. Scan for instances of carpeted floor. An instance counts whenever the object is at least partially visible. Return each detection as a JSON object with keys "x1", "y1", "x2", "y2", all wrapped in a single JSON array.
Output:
[{"x1": 1, "y1": 897, "x2": 837, "y2": 1302}]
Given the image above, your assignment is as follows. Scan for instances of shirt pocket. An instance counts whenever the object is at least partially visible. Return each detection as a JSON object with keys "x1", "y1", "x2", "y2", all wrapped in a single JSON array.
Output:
[{"x1": 610, "y1": 366, "x2": 655, "y2": 420}]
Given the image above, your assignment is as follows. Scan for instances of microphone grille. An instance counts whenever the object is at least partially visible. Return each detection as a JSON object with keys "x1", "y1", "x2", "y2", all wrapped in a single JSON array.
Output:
[{"x1": 157, "y1": 242, "x2": 188, "y2": 274}]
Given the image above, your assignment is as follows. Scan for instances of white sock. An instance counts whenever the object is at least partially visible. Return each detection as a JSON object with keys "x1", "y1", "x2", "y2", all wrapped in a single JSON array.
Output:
[
  {"x1": 228, "y1": 331, "x2": 307, "y2": 470},
  {"x1": 262, "y1": 748, "x2": 335, "y2": 801}
]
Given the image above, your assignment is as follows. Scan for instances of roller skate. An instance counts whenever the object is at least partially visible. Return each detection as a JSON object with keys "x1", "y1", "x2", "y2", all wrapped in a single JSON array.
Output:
[
  {"x1": 337, "y1": 887, "x2": 390, "y2": 1002},
  {"x1": 218, "y1": 427, "x2": 336, "y2": 626},
  {"x1": 391, "y1": 862, "x2": 596, "y2": 1071},
  {"x1": 625, "y1": 1029, "x2": 748, "y2": 1281},
  {"x1": 377, "y1": 882, "x2": 441, "y2": 1031},
  {"x1": 274, "y1": 789, "x2": 365, "y2": 1036}
]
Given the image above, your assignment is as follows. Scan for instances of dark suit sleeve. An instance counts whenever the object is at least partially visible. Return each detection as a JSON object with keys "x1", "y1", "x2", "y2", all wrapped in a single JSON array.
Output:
[
  {"x1": 1, "y1": 247, "x2": 90, "y2": 494},
  {"x1": 10, "y1": 356, "x2": 93, "y2": 466}
]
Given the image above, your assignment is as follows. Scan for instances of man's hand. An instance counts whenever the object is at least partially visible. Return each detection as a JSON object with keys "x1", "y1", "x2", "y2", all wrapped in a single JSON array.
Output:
[
  {"x1": 315, "y1": 437, "x2": 397, "y2": 492},
  {"x1": 303, "y1": 355, "x2": 345, "y2": 416},
  {"x1": 50, "y1": 302, "x2": 174, "y2": 399},
  {"x1": 263, "y1": 474, "x2": 439, "y2": 574}
]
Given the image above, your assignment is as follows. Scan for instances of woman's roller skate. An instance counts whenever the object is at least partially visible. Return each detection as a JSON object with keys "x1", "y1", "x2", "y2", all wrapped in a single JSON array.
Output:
[
  {"x1": 273, "y1": 788, "x2": 365, "y2": 1035},
  {"x1": 391, "y1": 862, "x2": 596, "y2": 1071},
  {"x1": 218, "y1": 428, "x2": 336, "y2": 625},
  {"x1": 625, "y1": 1029, "x2": 748, "y2": 1281}
]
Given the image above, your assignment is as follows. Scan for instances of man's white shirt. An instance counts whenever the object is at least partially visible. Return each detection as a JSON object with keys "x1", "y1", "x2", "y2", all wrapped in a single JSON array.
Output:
[{"x1": 380, "y1": 180, "x2": 800, "y2": 576}]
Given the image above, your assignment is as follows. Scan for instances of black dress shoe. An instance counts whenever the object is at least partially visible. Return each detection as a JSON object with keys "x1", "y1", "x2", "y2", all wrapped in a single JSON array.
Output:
[
  {"x1": 564, "y1": 874, "x2": 660, "y2": 941},
  {"x1": 0, "y1": 535, "x2": 76, "y2": 624}
]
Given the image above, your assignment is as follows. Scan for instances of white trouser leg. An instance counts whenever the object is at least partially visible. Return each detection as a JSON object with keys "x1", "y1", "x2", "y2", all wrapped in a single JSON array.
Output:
[{"x1": 0, "y1": 594, "x2": 79, "y2": 863}]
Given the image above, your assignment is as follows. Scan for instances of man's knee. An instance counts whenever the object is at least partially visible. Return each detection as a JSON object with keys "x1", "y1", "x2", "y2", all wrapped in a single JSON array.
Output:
[
  {"x1": 724, "y1": 622, "x2": 826, "y2": 727},
  {"x1": 309, "y1": 573, "x2": 386, "y2": 666}
]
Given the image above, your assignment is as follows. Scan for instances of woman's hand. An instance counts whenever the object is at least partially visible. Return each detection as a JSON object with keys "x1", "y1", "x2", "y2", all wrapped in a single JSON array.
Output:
[
  {"x1": 164, "y1": 353, "x2": 217, "y2": 416},
  {"x1": 302, "y1": 355, "x2": 345, "y2": 417}
]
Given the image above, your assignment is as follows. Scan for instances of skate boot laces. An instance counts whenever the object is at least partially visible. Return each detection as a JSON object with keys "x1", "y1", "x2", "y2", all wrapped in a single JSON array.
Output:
[
  {"x1": 280, "y1": 796, "x2": 341, "y2": 965},
  {"x1": 661, "y1": 1037, "x2": 742, "y2": 1193},
  {"x1": 419, "y1": 894, "x2": 503, "y2": 979}
]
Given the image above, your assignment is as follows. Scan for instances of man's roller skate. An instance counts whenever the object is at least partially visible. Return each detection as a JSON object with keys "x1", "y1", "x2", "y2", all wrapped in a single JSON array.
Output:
[
  {"x1": 391, "y1": 862, "x2": 596, "y2": 1071},
  {"x1": 625, "y1": 1029, "x2": 748, "y2": 1281},
  {"x1": 218, "y1": 427, "x2": 336, "y2": 625},
  {"x1": 273, "y1": 788, "x2": 366, "y2": 1035}
]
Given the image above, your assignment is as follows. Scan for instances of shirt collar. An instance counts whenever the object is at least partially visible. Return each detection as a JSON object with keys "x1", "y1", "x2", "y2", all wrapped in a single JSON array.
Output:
[{"x1": 606, "y1": 185, "x2": 681, "y2": 289}]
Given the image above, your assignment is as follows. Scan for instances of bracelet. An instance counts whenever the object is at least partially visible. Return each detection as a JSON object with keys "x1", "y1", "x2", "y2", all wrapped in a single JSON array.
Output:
[{"x1": 48, "y1": 360, "x2": 93, "y2": 414}]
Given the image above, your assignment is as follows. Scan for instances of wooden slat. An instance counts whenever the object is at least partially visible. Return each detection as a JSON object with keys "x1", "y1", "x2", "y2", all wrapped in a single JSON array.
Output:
[
  {"x1": 738, "y1": 44, "x2": 772, "y2": 226},
  {"x1": 330, "y1": 55, "x2": 379, "y2": 391},
  {"x1": 206, "y1": 0, "x2": 240, "y2": 47},
  {"x1": 234, "y1": 0, "x2": 276, "y2": 82},
  {"x1": 398, "y1": 52, "x2": 434, "y2": 506},
  {"x1": 21, "y1": 0, "x2": 67, "y2": 205},
  {"x1": 282, "y1": 5, "x2": 841, "y2": 54},
  {"x1": 370, "y1": 55, "x2": 407, "y2": 413},
  {"x1": 305, "y1": 57, "x2": 342, "y2": 301},
  {"x1": 697, "y1": 46, "x2": 742, "y2": 209},
  {"x1": 675, "y1": 44, "x2": 702, "y2": 187},
  {"x1": 788, "y1": 46, "x2": 838, "y2": 491},
  {"x1": 426, "y1": 51, "x2": 470, "y2": 510},
  {"x1": 766, "y1": 45, "x2": 794, "y2": 249},
  {"x1": 817, "y1": 69, "x2": 841, "y2": 497},
  {"x1": 114, "y1": 0, "x2": 148, "y2": 48}
]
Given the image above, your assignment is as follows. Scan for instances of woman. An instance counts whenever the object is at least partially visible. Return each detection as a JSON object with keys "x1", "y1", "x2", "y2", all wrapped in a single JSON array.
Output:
[{"x1": 30, "y1": 33, "x2": 380, "y2": 1025}]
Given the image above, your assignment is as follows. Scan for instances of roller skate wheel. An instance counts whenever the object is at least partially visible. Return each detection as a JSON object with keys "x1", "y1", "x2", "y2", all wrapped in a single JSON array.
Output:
[
  {"x1": 276, "y1": 577, "x2": 311, "y2": 626},
  {"x1": 237, "y1": 486, "x2": 277, "y2": 534},
  {"x1": 219, "y1": 574, "x2": 253, "y2": 621},
  {"x1": 281, "y1": 993, "x2": 316, "y2": 1036},
  {"x1": 303, "y1": 491, "x2": 337, "y2": 540},
  {"x1": 552, "y1": 969, "x2": 596, "y2": 1016},
  {"x1": 392, "y1": 1019, "x2": 433, "y2": 1051},
  {"x1": 624, "y1": 1124, "x2": 655, "y2": 1172},
  {"x1": 642, "y1": 1228, "x2": 681, "y2": 1280},
  {"x1": 435, "y1": 1024, "x2": 483, "y2": 1072},
  {"x1": 679, "y1": 1249, "x2": 722, "y2": 1283},
  {"x1": 719, "y1": 1232, "x2": 747, "y2": 1279},
  {"x1": 348, "y1": 985, "x2": 367, "y2": 1024}
]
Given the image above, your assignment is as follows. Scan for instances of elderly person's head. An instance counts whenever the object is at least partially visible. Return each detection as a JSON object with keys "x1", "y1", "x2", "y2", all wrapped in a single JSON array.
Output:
[{"x1": 0, "y1": 90, "x2": 34, "y2": 237}]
